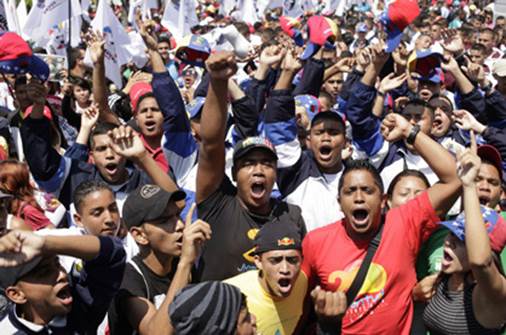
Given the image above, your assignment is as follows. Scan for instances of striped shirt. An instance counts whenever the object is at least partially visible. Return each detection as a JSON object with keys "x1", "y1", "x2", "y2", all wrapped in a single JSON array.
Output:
[{"x1": 423, "y1": 277, "x2": 503, "y2": 335}]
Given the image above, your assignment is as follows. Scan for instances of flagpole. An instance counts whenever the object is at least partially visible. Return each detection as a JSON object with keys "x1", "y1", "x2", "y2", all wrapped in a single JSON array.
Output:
[{"x1": 67, "y1": 0, "x2": 72, "y2": 71}]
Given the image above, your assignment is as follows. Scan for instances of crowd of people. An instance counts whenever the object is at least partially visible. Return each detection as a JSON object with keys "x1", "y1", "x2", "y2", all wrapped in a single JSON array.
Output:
[{"x1": 0, "y1": 0, "x2": 505, "y2": 334}]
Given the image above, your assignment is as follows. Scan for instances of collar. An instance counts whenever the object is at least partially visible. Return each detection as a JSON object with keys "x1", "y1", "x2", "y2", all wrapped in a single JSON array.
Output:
[
  {"x1": 9, "y1": 304, "x2": 67, "y2": 334},
  {"x1": 140, "y1": 134, "x2": 162, "y2": 154}
]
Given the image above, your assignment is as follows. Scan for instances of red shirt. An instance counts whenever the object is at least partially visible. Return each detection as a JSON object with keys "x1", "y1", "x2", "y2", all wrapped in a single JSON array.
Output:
[
  {"x1": 140, "y1": 135, "x2": 169, "y2": 173},
  {"x1": 301, "y1": 192, "x2": 439, "y2": 335}
]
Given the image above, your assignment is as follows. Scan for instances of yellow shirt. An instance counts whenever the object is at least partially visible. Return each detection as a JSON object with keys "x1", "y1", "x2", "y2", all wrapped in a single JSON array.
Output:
[{"x1": 224, "y1": 270, "x2": 307, "y2": 335}]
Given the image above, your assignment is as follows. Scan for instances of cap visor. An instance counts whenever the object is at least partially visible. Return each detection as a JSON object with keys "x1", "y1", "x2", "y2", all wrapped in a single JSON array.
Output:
[
  {"x1": 28, "y1": 55, "x2": 50, "y2": 82},
  {"x1": 439, "y1": 220, "x2": 464, "y2": 240},
  {"x1": 385, "y1": 29, "x2": 402, "y2": 53},
  {"x1": 300, "y1": 43, "x2": 320, "y2": 60}
]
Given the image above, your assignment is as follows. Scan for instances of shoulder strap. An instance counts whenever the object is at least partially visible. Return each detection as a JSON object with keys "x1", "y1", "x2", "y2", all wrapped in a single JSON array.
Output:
[
  {"x1": 128, "y1": 259, "x2": 151, "y2": 302},
  {"x1": 345, "y1": 220, "x2": 384, "y2": 307}
]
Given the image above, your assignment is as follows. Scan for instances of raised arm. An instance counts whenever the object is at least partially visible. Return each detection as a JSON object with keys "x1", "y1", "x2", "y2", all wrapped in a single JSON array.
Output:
[
  {"x1": 108, "y1": 125, "x2": 178, "y2": 192},
  {"x1": 381, "y1": 113, "x2": 461, "y2": 216},
  {"x1": 347, "y1": 45, "x2": 388, "y2": 155},
  {"x1": 20, "y1": 81, "x2": 68, "y2": 194},
  {"x1": 87, "y1": 30, "x2": 121, "y2": 126},
  {"x1": 122, "y1": 205, "x2": 211, "y2": 335},
  {"x1": 229, "y1": 78, "x2": 259, "y2": 141},
  {"x1": 458, "y1": 135, "x2": 506, "y2": 327},
  {"x1": 196, "y1": 52, "x2": 237, "y2": 204}
]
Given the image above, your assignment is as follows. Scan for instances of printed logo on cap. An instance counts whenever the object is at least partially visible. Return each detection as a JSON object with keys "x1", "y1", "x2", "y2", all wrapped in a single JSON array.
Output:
[
  {"x1": 277, "y1": 237, "x2": 295, "y2": 246},
  {"x1": 140, "y1": 185, "x2": 161, "y2": 199}
]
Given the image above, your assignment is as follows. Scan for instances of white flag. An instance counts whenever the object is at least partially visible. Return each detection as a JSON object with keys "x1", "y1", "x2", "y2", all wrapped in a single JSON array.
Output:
[
  {"x1": 283, "y1": 0, "x2": 304, "y2": 17},
  {"x1": 44, "y1": 17, "x2": 81, "y2": 55},
  {"x1": 234, "y1": 0, "x2": 259, "y2": 25},
  {"x1": 0, "y1": 1, "x2": 8, "y2": 31},
  {"x1": 88, "y1": 0, "x2": 132, "y2": 87},
  {"x1": 322, "y1": 0, "x2": 341, "y2": 15},
  {"x1": 161, "y1": 0, "x2": 198, "y2": 41},
  {"x1": 4, "y1": 0, "x2": 20, "y2": 33},
  {"x1": 23, "y1": 0, "x2": 82, "y2": 44},
  {"x1": 219, "y1": 0, "x2": 235, "y2": 16},
  {"x1": 16, "y1": 0, "x2": 27, "y2": 34}
]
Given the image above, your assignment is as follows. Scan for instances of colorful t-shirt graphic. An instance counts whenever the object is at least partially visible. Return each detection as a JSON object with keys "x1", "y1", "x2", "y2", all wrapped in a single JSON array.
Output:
[{"x1": 302, "y1": 192, "x2": 439, "y2": 335}]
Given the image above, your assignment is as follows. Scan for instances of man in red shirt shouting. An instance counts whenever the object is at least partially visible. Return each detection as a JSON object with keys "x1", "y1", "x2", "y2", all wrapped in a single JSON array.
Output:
[{"x1": 302, "y1": 111, "x2": 461, "y2": 334}]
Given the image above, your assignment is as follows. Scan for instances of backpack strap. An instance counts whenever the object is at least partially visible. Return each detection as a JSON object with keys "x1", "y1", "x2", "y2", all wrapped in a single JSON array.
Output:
[
  {"x1": 317, "y1": 219, "x2": 385, "y2": 335},
  {"x1": 128, "y1": 259, "x2": 151, "y2": 302},
  {"x1": 345, "y1": 221, "x2": 384, "y2": 306}
]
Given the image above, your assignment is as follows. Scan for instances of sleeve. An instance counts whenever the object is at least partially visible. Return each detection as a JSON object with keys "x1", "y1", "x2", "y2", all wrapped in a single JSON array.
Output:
[
  {"x1": 482, "y1": 127, "x2": 506, "y2": 164},
  {"x1": 484, "y1": 90, "x2": 506, "y2": 126},
  {"x1": 197, "y1": 176, "x2": 236, "y2": 222},
  {"x1": 70, "y1": 236, "x2": 126, "y2": 331},
  {"x1": 194, "y1": 71, "x2": 210, "y2": 98},
  {"x1": 457, "y1": 87, "x2": 487, "y2": 124},
  {"x1": 264, "y1": 89, "x2": 301, "y2": 168},
  {"x1": 152, "y1": 71, "x2": 198, "y2": 183},
  {"x1": 246, "y1": 77, "x2": 269, "y2": 115},
  {"x1": 346, "y1": 81, "x2": 385, "y2": 156},
  {"x1": 231, "y1": 95, "x2": 260, "y2": 142},
  {"x1": 264, "y1": 89, "x2": 314, "y2": 197},
  {"x1": 64, "y1": 143, "x2": 89, "y2": 162},
  {"x1": 20, "y1": 117, "x2": 72, "y2": 195},
  {"x1": 394, "y1": 191, "x2": 440, "y2": 255},
  {"x1": 61, "y1": 94, "x2": 81, "y2": 130},
  {"x1": 292, "y1": 59, "x2": 325, "y2": 97}
]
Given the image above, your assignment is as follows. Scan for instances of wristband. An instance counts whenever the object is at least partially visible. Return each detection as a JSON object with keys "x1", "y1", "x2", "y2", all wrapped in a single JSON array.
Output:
[
  {"x1": 377, "y1": 90, "x2": 385, "y2": 97},
  {"x1": 406, "y1": 124, "x2": 420, "y2": 145},
  {"x1": 482, "y1": 83, "x2": 493, "y2": 94}
]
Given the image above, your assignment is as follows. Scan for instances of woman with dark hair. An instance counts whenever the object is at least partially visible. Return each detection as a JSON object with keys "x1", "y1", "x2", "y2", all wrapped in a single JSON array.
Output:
[
  {"x1": 387, "y1": 169, "x2": 431, "y2": 208},
  {"x1": 423, "y1": 138, "x2": 506, "y2": 334},
  {"x1": 62, "y1": 77, "x2": 93, "y2": 130},
  {"x1": 0, "y1": 160, "x2": 64, "y2": 230}
]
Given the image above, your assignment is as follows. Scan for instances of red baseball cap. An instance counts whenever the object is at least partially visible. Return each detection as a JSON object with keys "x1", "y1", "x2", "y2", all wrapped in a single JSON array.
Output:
[
  {"x1": 478, "y1": 144, "x2": 503, "y2": 177},
  {"x1": 279, "y1": 16, "x2": 304, "y2": 47},
  {"x1": 0, "y1": 32, "x2": 50, "y2": 81},
  {"x1": 300, "y1": 16, "x2": 338, "y2": 60},
  {"x1": 129, "y1": 82, "x2": 153, "y2": 113}
]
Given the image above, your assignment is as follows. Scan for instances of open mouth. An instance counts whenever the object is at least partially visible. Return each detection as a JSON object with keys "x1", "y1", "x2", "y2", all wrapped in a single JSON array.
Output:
[
  {"x1": 352, "y1": 209, "x2": 369, "y2": 226},
  {"x1": 442, "y1": 249, "x2": 453, "y2": 268},
  {"x1": 419, "y1": 90, "x2": 432, "y2": 100},
  {"x1": 105, "y1": 162, "x2": 118, "y2": 175},
  {"x1": 478, "y1": 196, "x2": 490, "y2": 206},
  {"x1": 278, "y1": 278, "x2": 292, "y2": 294},
  {"x1": 433, "y1": 117, "x2": 443, "y2": 128},
  {"x1": 319, "y1": 145, "x2": 333, "y2": 161},
  {"x1": 251, "y1": 182, "x2": 266, "y2": 200},
  {"x1": 144, "y1": 120, "x2": 157, "y2": 132},
  {"x1": 56, "y1": 284, "x2": 73, "y2": 306}
]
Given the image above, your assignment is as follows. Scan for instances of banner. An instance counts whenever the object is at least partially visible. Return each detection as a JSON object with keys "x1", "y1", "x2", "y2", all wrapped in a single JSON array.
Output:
[
  {"x1": 161, "y1": 0, "x2": 198, "y2": 41},
  {"x1": 88, "y1": 0, "x2": 135, "y2": 87},
  {"x1": 23, "y1": 0, "x2": 82, "y2": 44}
]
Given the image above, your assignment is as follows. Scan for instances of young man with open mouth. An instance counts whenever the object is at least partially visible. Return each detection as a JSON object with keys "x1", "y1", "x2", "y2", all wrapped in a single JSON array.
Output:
[
  {"x1": 225, "y1": 219, "x2": 307, "y2": 335},
  {"x1": 195, "y1": 51, "x2": 306, "y2": 281},
  {"x1": 0, "y1": 231, "x2": 126, "y2": 334},
  {"x1": 301, "y1": 111, "x2": 461, "y2": 334}
]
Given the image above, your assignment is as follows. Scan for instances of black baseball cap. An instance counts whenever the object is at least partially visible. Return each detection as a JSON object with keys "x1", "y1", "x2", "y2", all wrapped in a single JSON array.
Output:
[
  {"x1": 233, "y1": 136, "x2": 278, "y2": 163},
  {"x1": 253, "y1": 220, "x2": 302, "y2": 255},
  {"x1": 122, "y1": 185, "x2": 186, "y2": 229}
]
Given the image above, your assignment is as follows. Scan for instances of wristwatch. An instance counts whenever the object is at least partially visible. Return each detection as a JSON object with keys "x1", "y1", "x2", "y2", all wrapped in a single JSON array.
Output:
[{"x1": 406, "y1": 124, "x2": 420, "y2": 145}]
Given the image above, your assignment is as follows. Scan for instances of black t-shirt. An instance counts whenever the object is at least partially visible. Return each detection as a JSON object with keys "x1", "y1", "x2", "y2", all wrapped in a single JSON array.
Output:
[
  {"x1": 108, "y1": 255, "x2": 175, "y2": 335},
  {"x1": 196, "y1": 176, "x2": 306, "y2": 281}
]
